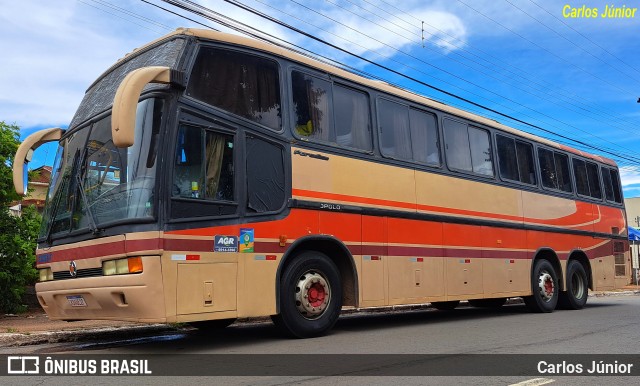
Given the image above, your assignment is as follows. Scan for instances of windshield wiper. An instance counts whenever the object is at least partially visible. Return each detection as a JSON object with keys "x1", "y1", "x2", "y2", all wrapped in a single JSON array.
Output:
[
  {"x1": 75, "y1": 173, "x2": 102, "y2": 235},
  {"x1": 76, "y1": 149, "x2": 102, "y2": 236},
  {"x1": 44, "y1": 173, "x2": 68, "y2": 245}
]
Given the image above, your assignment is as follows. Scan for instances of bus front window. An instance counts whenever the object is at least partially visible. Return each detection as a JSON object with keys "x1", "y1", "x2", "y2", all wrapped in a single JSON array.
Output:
[{"x1": 40, "y1": 98, "x2": 164, "y2": 240}]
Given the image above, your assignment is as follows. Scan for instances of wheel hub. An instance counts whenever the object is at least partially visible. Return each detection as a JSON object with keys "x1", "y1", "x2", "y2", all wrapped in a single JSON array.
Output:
[
  {"x1": 538, "y1": 271, "x2": 555, "y2": 302},
  {"x1": 295, "y1": 270, "x2": 331, "y2": 319}
]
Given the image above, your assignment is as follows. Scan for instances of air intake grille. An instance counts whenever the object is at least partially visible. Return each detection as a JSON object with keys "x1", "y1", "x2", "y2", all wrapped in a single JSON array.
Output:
[{"x1": 53, "y1": 267, "x2": 103, "y2": 280}]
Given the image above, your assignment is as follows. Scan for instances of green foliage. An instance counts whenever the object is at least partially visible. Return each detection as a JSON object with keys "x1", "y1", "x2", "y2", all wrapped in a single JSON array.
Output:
[
  {"x1": 0, "y1": 122, "x2": 20, "y2": 206},
  {"x1": 0, "y1": 121, "x2": 41, "y2": 313}
]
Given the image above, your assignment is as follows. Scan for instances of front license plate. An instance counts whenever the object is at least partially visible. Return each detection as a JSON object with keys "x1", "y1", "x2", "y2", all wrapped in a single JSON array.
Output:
[{"x1": 66, "y1": 295, "x2": 87, "y2": 307}]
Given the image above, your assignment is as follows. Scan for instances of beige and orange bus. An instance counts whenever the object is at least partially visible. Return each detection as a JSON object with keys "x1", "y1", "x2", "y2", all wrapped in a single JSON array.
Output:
[{"x1": 14, "y1": 28, "x2": 631, "y2": 338}]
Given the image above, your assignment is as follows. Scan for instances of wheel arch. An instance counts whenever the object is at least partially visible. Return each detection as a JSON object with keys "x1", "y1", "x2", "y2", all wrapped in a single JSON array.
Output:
[
  {"x1": 533, "y1": 248, "x2": 564, "y2": 291},
  {"x1": 567, "y1": 249, "x2": 593, "y2": 290},
  {"x1": 275, "y1": 235, "x2": 359, "y2": 313}
]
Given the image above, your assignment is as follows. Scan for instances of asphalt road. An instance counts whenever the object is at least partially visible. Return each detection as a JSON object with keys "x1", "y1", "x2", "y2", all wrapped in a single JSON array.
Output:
[{"x1": 2, "y1": 295, "x2": 640, "y2": 385}]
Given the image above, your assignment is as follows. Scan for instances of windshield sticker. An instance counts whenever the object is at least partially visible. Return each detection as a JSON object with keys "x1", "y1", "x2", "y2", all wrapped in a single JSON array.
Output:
[
  {"x1": 239, "y1": 228, "x2": 254, "y2": 253},
  {"x1": 214, "y1": 235, "x2": 238, "y2": 252}
]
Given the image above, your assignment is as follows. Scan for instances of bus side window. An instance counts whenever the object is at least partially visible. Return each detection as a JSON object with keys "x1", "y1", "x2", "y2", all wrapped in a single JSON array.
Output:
[
  {"x1": 204, "y1": 131, "x2": 235, "y2": 201},
  {"x1": 573, "y1": 159, "x2": 602, "y2": 200},
  {"x1": 173, "y1": 125, "x2": 235, "y2": 202},
  {"x1": 379, "y1": 99, "x2": 411, "y2": 160},
  {"x1": 497, "y1": 134, "x2": 535, "y2": 185},
  {"x1": 410, "y1": 108, "x2": 440, "y2": 166},
  {"x1": 468, "y1": 127, "x2": 493, "y2": 177},
  {"x1": 291, "y1": 71, "x2": 333, "y2": 141},
  {"x1": 602, "y1": 166, "x2": 622, "y2": 204},
  {"x1": 173, "y1": 125, "x2": 203, "y2": 199},
  {"x1": 187, "y1": 47, "x2": 282, "y2": 131},
  {"x1": 554, "y1": 152, "x2": 573, "y2": 193},
  {"x1": 585, "y1": 161, "x2": 602, "y2": 199},
  {"x1": 573, "y1": 158, "x2": 590, "y2": 197},
  {"x1": 443, "y1": 118, "x2": 472, "y2": 172},
  {"x1": 246, "y1": 135, "x2": 285, "y2": 213},
  {"x1": 443, "y1": 118, "x2": 493, "y2": 177}
]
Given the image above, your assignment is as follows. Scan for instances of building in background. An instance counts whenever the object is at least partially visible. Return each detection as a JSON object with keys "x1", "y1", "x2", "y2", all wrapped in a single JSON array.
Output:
[
  {"x1": 624, "y1": 197, "x2": 640, "y2": 284},
  {"x1": 9, "y1": 165, "x2": 51, "y2": 216}
]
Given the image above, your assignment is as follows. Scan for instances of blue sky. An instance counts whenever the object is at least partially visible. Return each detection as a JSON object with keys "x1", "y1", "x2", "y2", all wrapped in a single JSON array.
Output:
[{"x1": 2, "y1": 0, "x2": 640, "y2": 195}]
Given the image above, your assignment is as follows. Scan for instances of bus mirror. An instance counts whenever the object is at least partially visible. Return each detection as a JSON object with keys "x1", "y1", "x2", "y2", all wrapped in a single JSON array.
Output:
[
  {"x1": 13, "y1": 127, "x2": 63, "y2": 196},
  {"x1": 111, "y1": 66, "x2": 177, "y2": 148}
]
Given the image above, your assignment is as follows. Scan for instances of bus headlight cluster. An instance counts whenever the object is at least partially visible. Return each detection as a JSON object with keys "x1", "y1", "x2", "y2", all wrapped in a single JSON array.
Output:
[
  {"x1": 102, "y1": 257, "x2": 143, "y2": 276},
  {"x1": 39, "y1": 268, "x2": 53, "y2": 282}
]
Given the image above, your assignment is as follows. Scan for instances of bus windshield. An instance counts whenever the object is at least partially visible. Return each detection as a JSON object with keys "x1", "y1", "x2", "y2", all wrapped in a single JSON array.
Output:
[{"x1": 40, "y1": 98, "x2": 164, "y2": 240}]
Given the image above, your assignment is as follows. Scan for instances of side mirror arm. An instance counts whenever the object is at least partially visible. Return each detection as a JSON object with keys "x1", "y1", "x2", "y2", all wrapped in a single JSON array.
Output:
[
  {"x1": 13, "y1": 127, "x2": 63, "y2": 195},
  {"x1": 111, "y1": 66, "x2": 184, "y2": 147}
]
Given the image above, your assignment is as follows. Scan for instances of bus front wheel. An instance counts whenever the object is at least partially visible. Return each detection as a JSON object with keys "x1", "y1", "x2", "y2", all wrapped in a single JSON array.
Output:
[
  {"x1": 523, "y1": 259, "x2": 558, "y2": 313},
  {"x1": 273, "y1": 251, "x2": 342, "y2": 338}
]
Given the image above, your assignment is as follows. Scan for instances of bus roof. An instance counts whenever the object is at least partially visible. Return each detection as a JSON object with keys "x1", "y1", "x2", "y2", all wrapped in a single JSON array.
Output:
[{"x1": 122, "y1": 27, "x2": 616, "y2": 167}]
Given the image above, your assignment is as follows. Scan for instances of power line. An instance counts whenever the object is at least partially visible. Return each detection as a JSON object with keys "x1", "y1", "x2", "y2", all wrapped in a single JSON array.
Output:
[
  {"x1": 356, "y1": 0, "x2": 640, "y2": 131},
  {"x1": 454, "y1": 0, "x2": 637, "y2": 96},
  {"x1": 77, "y1": 0, "x2": 168, "y2": 34},
  {"x1": 502, "y1": 0, "x2": 640, "y2": 84},
  {"x1": 279, "y1": 0, "x2": 640, "y2": 158},
  {"x1": 161, "y1": 0, "x2": 640, "y2": 165},
  {"x1": 89, "y1": 0, "x2": 174, "y2": 31},
  {"x1": 528, "y1": 0, "x2": 640, "y2": 76}
]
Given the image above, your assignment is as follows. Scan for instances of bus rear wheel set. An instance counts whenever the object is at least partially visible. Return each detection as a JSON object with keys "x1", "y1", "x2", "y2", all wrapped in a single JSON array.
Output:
[
  {"x1": 268, "y1": 254, "x2": 591, "y2": 337},
  {"x1": 524, "y1": 259, "x2": 589, "y2": 313}
]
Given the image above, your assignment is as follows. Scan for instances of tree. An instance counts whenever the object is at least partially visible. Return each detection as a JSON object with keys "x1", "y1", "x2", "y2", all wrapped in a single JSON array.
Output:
[
  {"x1": 0, "y1": 121, "x2": 20, "y2": 205},
  {"x1": 0, "y1": 121, "x2": 40, "y2": 313}
]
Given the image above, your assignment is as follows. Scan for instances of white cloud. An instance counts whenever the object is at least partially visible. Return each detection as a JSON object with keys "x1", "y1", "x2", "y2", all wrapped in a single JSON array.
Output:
[
  {"x1": 0, "y1": 1, "x2": 165, "y2": 129},
  {"x1": 0, "y1": 0, "x2": 472, "y2": 131},
  {"x1": 620, "y1": 166, "x2": 640, "y2": 187}
]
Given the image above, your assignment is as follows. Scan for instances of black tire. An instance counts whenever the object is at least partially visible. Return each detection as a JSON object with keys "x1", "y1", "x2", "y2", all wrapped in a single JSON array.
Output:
[
  {"x1": 272, "y1": 251, "x2": 342, "y2": 338},
  {"x1": 523, "y1": 259, "x2": 559, "y2": 313},
  {"x1": 189, "y1": 318, "x2": 236, "y2": 332},
  {"x1": 558, "y1": 260, "x2": 589, "y2": 310},
  {"x1": 431, "y1": 300, "x2": 460, "y2": 310},
  {"x1": 468, "y1": 298, "x2": 506, "y2": 308}
]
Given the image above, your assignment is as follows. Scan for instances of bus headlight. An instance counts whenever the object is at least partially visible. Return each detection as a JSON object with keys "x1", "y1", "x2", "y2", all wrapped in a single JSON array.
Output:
[
  {"x1": 102, "y1": 257, "x2": 143, "y2": 275},
  {"x1": 39, "y1": 268, "x2": 53, "y2": 282}
]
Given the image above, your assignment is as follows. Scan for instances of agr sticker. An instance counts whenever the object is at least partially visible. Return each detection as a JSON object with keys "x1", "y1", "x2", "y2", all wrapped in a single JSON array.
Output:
[{"x1": 214, "y1": 235, "x2": 238, "y2": 252}]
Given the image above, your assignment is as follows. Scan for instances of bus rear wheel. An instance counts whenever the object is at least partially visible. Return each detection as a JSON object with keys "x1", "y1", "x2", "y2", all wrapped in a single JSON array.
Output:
[
  {"x1": 273, "y1": 251, "x2": 342, "y2": 338},
  {"x1": 523, "y1": 259, "x2": 558, "y2": 313},
  {"x1": 431, "y1": 301, "x2": 460, "y2": 310},
  {"x1": 559, "y1": 260, "x2": 588, "y2": 310}
]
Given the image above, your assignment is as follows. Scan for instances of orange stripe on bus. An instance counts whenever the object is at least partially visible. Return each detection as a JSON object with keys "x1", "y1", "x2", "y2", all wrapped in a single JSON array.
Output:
[{"x1": 292, "y1": 188, "x2": 611, "y2": 228}]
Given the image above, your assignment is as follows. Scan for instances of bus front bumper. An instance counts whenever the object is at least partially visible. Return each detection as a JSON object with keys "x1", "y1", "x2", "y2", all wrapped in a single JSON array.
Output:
[{"x1": 35, "y1": 256, "x2": 166, "y2": 323}]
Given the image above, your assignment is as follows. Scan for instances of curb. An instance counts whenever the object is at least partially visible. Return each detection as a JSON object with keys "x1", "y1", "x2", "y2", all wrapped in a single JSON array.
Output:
[
  {"x1": 1, "y1": 290, "x2": 638, "y2": 347},
  {"x1": 0, "y1": 324, "x2": 177, "y2": 348}
]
